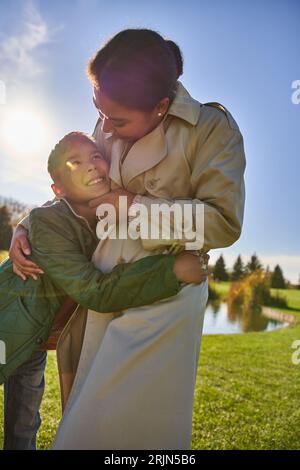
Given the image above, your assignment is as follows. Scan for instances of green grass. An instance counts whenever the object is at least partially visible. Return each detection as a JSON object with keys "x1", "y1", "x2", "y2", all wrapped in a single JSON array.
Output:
[
  {"x1": 192, "y1": 288, "x2": 300, "y2": 449},
  {"x1": 192, "y1": 324, "x2": 300, "y2": 449},
  {"x1": 1, "y1": 288, "x2": 300, "y2": 449},
  {"x1": 210, "y1": 280, "x2": 231, "y2": 299},
  {"x1": 271, "y1": 288, "x2": 300, "y2": 311}
]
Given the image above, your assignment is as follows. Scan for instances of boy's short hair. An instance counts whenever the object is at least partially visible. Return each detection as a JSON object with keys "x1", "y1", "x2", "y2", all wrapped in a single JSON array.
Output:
[{"x1": 48, "y1": 132, "x2": 96, "y2": 181}]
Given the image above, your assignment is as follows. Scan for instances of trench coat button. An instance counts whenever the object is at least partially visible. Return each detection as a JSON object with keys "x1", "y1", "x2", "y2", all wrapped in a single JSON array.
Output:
[
  {"x1": 146, "y1": 179, "x2": 157, "y2": 190},
  {"x1": 36, "y1": 337, "x2": 43, "y2": 344}
]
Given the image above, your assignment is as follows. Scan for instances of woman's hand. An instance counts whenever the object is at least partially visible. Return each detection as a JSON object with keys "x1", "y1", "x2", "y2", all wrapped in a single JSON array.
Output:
[
  {"x1": 9, "y1": 225, "x2": 44, "y2": 281},
  {"x1": 173, "y1": 252, "x2": 209, "y2": 284},
  {"x1": 89, "y1": 188, "x2": 136, "y2": 221}
]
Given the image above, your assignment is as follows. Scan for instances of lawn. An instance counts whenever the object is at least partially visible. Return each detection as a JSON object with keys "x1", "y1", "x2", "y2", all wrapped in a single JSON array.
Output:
[
  {"x1": 210, "y1": 280, "x2": 231, "y2": 299},
  {"x1": 271, "y1": 288, "x2": 300, "y2": 310},
  {"x1": 1, "y1": 286, "x2": 300, "y2": 449}
]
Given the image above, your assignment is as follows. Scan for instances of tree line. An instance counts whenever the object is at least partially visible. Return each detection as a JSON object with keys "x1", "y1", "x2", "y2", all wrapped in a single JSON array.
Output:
[
  {"x1": 0, "y1": 196, "x2": 31, "y2": 251},
  {"x1": 0, "y1": 206, "x2": 13, "y2": 250},
  {"x1": 212, "y1": 253, "x2": 291, "y2": 289}
]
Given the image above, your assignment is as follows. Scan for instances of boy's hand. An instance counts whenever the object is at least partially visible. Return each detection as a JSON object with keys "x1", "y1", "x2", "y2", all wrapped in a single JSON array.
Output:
[
  {"x1": 9, "y1": 225, "x2": 44, "y2": 281},
  {"x1": 89, "y1": 188, "x2": 136, "y2": 220},
  {"x1": 173, "y1": 252, "x2": 209, "y2": 284}
]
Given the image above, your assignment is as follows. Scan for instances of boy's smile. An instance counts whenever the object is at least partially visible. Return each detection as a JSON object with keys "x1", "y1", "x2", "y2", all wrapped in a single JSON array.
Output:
[{"x1": 86, "y1": 176, "x2": 107, "y2": 186}]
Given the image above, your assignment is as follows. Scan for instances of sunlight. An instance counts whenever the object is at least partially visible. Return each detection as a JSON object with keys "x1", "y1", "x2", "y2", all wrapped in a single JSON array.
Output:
[{"x1": 0, "y1": 106, "x2": 48, "y2": 157}]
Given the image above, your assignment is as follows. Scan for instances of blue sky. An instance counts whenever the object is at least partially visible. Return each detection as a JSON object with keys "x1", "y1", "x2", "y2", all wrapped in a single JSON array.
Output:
[{"x1": 0, "y1": 0, "x2": 299, "y2": 281}]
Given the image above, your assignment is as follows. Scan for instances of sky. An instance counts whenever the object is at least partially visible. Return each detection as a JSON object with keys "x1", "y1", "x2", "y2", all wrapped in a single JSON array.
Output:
[{"x1": 0, "y1": 0, "x2": 299, "y2": 282}]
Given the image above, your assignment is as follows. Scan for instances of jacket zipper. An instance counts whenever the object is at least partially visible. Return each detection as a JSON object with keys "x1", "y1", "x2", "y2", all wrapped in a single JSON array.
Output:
[{"x1": 61, "y1": 198, "x2": 98, "y2": 242}]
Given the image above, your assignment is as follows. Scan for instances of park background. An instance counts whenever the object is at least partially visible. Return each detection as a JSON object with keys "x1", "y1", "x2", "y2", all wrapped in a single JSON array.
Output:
[{"x1": 0, "y1": 0, "x2": 300, "y2": 449}]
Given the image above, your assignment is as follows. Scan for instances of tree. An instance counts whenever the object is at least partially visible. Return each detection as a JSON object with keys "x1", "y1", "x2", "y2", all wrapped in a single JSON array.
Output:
[
  {"x1": 265, "y1": 265, "x2": 272, "y2": 284},
  {"x1": 213, "y1": 254, "x2": 229, "y2": 281},
  {"x1": 0, "y1": 206, "x2": 13, "y2": 250},
  {"x1": 246, "y1": 253, "x2": 262, "y2": 274},
  {"x1": 271, "y1": 264, "x2": 286, "y2": 289},
  {"x1": 231, "y1": 255, "x2": 245, "y2": 281}
]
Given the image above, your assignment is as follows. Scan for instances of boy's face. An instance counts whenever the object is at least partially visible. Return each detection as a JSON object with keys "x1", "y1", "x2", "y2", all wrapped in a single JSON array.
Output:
[{"x1": 53, "y1": 140, "x2": 110, "y2": 203}]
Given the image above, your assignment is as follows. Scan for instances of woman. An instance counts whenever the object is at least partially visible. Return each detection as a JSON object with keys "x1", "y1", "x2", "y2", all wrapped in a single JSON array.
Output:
[
  {"x1": 11, "y1": 29, "x2": 246, "y2": 449},
  {"x1": 53, "y1": 29, "x2": 246, "y2": 450}
]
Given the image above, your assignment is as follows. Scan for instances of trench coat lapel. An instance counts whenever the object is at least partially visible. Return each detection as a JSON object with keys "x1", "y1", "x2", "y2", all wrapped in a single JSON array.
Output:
[
  {"x1": 109, "y1": 139, "x2": 124, "y2": 187},
  {"x1": 110, "y1": 123, "x2": 168, "y2": 189},
  {"x1": 167, "y1": 82, "x2": 201, "y2": 126},
  {"x1": 108, "y1": 81, "x2": 201, "y2": 189}
]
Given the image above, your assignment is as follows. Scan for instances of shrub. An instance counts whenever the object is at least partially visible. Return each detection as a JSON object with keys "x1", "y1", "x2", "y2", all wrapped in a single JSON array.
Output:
[
  {"x1": 208, "y1": 282, "x2": 220, "y2": 301},
  {"x1": 228, "y1": 270, "x2": 287, "y2": 313}
]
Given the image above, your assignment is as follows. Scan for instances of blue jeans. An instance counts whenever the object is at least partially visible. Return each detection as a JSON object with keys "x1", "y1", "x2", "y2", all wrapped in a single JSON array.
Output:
[{"x1": 3, "y1": 350, "x2": 47, "y2": 450}]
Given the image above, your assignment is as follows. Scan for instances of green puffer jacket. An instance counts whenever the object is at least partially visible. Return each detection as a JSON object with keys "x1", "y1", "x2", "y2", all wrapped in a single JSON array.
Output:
[{"x1": 0, "y1": 199, "x2": 180, "y2": 384}]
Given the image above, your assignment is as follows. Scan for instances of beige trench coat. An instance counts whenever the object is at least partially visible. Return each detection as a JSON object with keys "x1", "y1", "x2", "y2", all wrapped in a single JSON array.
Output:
[{"x1": 53, "y1": 82, "x2": 246, "y2": 448}]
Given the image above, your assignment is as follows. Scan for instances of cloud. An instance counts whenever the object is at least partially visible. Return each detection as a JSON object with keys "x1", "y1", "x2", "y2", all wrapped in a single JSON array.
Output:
[{"x1": 0, "y1": 1, "x2": 52, "y2": 82}]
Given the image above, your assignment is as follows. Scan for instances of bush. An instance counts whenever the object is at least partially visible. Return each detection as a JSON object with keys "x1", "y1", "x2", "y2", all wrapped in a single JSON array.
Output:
[
  {"x1": 208, "y1": 282, "x2": 220, "y2": 300},
  {"x1": 228, "y1": 270, "x2": 287, "y2": 313}
]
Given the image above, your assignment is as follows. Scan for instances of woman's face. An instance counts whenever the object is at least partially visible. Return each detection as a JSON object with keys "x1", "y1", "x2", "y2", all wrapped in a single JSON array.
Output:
[{"x1": 93, "y1": 87, "x2": 168, "y2": 142}]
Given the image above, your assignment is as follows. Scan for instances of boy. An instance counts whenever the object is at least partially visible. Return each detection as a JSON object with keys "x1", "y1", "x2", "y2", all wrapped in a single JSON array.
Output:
[{"x1": 1, "y1": 131, "x2": 207, "y2": 449}]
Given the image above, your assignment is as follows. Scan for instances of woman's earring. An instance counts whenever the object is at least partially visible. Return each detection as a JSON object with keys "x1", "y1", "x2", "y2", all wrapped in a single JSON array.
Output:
[{"x1": 158, "y1": 112, "x2": 162, "y2": 117}]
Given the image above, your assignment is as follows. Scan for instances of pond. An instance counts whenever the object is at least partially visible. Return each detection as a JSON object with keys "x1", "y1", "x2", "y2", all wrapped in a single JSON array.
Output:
[{"x1": 202, "y1": 301, "x2": 289, "y2": 335}]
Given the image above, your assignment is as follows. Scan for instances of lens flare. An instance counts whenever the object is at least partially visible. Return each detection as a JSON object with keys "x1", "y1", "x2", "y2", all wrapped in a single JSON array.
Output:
[{"x1": 0, "y1": 107, "x2": 47, "y2": 156}]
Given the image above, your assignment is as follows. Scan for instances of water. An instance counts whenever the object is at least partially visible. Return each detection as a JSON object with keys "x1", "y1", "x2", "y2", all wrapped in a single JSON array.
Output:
[{"x1": 203, "y1": 301, "x2": 289, "y2": 335}]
